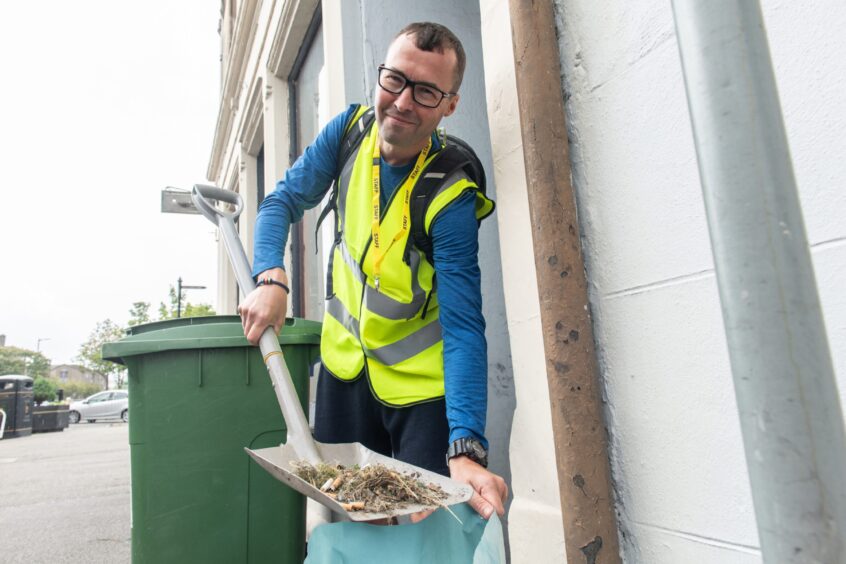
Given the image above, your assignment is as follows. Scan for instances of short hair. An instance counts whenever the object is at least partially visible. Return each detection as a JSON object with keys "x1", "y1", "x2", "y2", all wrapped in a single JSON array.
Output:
[{"x1": 396, "y1": 22, "x2": 466, "y2": 92}]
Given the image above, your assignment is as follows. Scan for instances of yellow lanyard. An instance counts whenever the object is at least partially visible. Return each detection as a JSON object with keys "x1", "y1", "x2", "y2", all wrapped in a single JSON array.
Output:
[{"x1": 371, "y1": 135, "x2": 432, "y2": 291}]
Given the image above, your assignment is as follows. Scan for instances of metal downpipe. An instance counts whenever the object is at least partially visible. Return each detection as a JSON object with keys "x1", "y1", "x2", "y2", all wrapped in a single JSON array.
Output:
[
  {"x1": 508, "y1": 1, "x2": 621, "y2": 562},
  {"x1": 672, "y1": 1, "x2": 846, "y2": 561}
]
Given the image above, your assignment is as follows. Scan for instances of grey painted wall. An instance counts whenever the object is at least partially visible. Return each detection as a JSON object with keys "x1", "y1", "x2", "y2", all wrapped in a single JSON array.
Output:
[{"x1": 338, "y1": 0, "x2": 517, "y2": 527}]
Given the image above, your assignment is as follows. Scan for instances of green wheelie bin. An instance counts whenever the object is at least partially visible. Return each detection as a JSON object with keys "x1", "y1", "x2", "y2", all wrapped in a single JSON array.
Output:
[{"x1": 102, "y1": 315, "x2": 320, "y2": 563}]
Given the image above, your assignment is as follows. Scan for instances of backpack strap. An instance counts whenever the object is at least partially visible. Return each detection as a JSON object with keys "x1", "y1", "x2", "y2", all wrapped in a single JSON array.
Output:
[
  {"x1": 408, "y1": 134, "x2": 487, "y2": 265},
  {"x1": 314, "y1": 105, "x2": 376, "y2": 248}
]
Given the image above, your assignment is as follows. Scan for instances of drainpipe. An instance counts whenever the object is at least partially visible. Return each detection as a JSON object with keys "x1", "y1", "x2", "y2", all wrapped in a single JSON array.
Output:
[
  {"x1": 508, "y1": 2, "x2": 621, "y2": 562},
  {"x1": 671, "y1": 1, "x2": 846, "y2": 562}
]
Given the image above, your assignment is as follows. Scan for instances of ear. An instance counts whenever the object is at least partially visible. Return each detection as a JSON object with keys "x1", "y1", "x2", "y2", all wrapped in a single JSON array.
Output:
[{"x1": 442, "y1": 93, "x2": 460, "y2": 117}]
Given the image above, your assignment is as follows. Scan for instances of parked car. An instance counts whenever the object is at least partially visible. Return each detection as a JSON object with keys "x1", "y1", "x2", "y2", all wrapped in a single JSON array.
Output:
[{"x1": 68, "y1": 390, "x2": 128, "y2": 424}]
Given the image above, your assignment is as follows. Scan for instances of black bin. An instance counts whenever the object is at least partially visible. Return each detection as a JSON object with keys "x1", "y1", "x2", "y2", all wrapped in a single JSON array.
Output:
[{"x1": 0, "y1": 375, "x2": 34, "y2": 438}]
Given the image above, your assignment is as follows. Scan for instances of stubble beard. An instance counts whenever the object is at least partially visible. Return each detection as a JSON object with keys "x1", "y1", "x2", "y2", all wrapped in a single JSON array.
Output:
[{"x1": 378, "y1": 114, "x2": 428, "y2": 155}]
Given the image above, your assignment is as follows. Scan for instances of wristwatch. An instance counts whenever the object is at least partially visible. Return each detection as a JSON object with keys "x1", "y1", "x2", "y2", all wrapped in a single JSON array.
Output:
[{"x1": 446, "y1": 437, "x2": 488, "y2": 468}]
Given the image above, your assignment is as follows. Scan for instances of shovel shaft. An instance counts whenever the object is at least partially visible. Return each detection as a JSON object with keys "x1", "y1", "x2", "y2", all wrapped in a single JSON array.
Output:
[
  {"x1": 193, "y1": 185, "x2": 320, "y2": 464},
  {"x1": 259, "y1": 330, "x2": 321, "y2": 463}
]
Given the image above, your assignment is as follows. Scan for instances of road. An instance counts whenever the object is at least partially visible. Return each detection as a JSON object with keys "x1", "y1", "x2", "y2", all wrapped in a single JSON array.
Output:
[{"x1": 0, "y1": 422, "x2": 130, "y2": 563}]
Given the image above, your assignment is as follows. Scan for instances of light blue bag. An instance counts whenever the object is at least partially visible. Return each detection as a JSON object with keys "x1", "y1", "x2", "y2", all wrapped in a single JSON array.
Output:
[{"x1": 305, "y1": 503, "x2": 506, "y2": 564}]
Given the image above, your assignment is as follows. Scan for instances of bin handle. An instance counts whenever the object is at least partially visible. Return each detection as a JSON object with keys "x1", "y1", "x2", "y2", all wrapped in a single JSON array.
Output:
[{"x1": 191, "y1": 185, "x2": 320, "y2": 464}]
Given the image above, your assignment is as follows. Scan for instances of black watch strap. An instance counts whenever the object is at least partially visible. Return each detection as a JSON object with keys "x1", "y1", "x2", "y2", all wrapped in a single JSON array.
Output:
[{"x1": 446, "y1": 437, "x2": 488, "y2": 468}]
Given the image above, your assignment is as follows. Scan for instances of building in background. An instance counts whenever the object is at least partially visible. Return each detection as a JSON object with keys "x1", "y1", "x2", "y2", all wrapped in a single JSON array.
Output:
[
  {"x1": 207, "y1": 1, "x2": 846, "y2": 562},
  {"x1": 49, "y1": 364, "x2": 108, "y2": 390}
]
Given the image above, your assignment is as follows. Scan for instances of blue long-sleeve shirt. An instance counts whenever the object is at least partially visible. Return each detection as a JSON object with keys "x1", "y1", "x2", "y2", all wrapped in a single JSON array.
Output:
[{"x1": 253, "y1": 105, "x2": 488, "y2": 448}]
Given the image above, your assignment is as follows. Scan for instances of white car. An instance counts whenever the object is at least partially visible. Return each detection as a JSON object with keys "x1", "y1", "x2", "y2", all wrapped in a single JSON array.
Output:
[{"x1": 68, "y1": 390, "x2": 128, "y2": 424}]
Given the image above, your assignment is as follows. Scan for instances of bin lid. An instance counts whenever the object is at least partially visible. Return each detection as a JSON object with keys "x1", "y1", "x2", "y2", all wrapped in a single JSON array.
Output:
[
  {"x1": 101, "y1": 315, "x2": 321, "y2": 363},
  {"x1": 0, "y1": 375, "x2": 33, "y2": 383}
]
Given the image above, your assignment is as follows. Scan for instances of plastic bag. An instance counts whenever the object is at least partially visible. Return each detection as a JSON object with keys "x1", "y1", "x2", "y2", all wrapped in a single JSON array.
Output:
[{"x1": 305, "y1": 503, "x2": 506, "y2": 564}]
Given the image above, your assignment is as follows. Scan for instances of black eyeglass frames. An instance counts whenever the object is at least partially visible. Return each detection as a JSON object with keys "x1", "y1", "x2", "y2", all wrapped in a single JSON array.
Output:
[{"x1": 377, "y1": 65, "x2": 455, "y2": 108}]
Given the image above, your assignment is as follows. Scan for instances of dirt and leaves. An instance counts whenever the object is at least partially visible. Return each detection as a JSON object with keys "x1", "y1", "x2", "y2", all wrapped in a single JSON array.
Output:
[{"x1": 291, "y1": 462, "x2": 449, "y2": 513}]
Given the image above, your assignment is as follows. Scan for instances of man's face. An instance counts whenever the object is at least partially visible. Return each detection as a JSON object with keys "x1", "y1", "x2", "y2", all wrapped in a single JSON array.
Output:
[{"x1": 375, "y1": 34, "x2": 460, "y2": 157}]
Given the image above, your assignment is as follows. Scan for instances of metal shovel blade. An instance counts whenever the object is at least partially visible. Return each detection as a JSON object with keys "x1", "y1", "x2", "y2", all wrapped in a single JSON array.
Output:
[{"x1": 246, "y1": 440, "x2": 473, "y2": 522}]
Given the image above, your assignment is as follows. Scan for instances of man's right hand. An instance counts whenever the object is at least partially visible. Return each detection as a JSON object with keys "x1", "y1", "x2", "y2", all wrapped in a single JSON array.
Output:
[
  {"x1": 238, "y1": 268, "x2": 289, "y2": 344},
  {"x1": 449, "y1": 455, "x2": 508, "y2": 520}
]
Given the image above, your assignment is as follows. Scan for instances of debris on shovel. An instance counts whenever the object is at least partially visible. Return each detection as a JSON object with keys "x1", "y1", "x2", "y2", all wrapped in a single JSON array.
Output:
[{"x1": 291, "y1": 461, "x2": 450, "y2": 514}]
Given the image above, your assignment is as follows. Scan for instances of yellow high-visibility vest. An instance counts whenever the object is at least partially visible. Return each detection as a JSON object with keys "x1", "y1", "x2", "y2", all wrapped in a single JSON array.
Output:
[{"x1": 321, "y1": 107, "x2": 495, "y2": 405}]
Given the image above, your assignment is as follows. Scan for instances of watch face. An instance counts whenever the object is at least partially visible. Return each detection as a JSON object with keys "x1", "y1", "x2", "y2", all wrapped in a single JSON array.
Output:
[
  {"x1": 449, "y1": 438, "x2": 488, "y2": 467},
  {"x1": 470, "y1": 441, "x2": 488, "y2": 467}
]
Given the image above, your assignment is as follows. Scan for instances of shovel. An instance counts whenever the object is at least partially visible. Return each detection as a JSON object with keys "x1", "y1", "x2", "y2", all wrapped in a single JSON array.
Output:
[{"x1": 191, "y1": 185, "x2": 473, "y2": 521}]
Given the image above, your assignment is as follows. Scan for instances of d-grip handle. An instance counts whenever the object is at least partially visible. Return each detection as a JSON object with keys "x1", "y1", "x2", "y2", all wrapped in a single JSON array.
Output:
[
  {"x1": 191, "y1": 185, "x2": 255, "y2": 294},
  {"x1": 191, "y1": 184, "x2": 243, "y2": 226}
]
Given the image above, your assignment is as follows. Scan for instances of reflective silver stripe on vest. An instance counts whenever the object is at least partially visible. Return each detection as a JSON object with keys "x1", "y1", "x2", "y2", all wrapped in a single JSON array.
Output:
[
  {"x1": 430, "y1": 170, "x2": 470, "y2": 208},
  {"x1": 337, "y1": 240, "x2": 426, "y2": 321},
  {"x1": 328, "y1": 294, "x2": 443, "y2": 366},
  {"x1": 339, "y1": 239, "x2": 364, "y2": 280},
  {"x1": 337, "y1": 152, "x2": 357, "y2": 235},
  {"x1": 365, "y1": 249, "x2": 425, "y2": 320},
  {"x1": 364, "y1": 319, "x2": 443, "y2": 366},
  {"x1": 326, "y1": 295, "x2": 360, "y2": 340}
]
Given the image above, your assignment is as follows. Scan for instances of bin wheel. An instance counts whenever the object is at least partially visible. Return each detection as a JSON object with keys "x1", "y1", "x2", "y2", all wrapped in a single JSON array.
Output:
[
  {"x1": 86, "y1": 419, "x2": 96, "y2": 423},
  {"x1": 121, "y1": 410, "x2": 128, "y2": 423},
  {"x1": 69, "y1": 411, "x2": 80, "y2": 424}
]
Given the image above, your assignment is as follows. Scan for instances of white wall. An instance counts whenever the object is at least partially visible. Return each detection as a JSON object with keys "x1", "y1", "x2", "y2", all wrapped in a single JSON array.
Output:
[{"x1": 552, "y1": 0, "x2": 846, "y2": 562}]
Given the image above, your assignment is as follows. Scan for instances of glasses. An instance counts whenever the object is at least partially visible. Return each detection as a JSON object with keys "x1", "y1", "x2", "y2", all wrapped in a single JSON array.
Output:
[{"x1": 377, "y1": 65, "x2": 455, "y2": 108}]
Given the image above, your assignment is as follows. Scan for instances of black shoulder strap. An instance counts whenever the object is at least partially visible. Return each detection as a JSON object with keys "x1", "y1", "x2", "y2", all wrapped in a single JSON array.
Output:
[
  {"x1": 408, "y1": 134, "x2": 486, "y2": 264},
  {"x1": 314, "y1": 106, "x2": 377, "y2": 247},
  {"x1": 338, "y1": 106, "x2": 376, "y2": 171}
]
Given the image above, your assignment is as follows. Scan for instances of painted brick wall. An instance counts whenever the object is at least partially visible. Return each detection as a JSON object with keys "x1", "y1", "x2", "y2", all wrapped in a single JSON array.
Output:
[{"x1": 553, "y1": 0, "x2": 846, "y2": 561}]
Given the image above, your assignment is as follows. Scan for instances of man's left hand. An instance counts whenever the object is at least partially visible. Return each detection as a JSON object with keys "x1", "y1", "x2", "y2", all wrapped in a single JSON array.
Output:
[{"x1": 448, "y1": 455, "x2": 508, "y2": 519}]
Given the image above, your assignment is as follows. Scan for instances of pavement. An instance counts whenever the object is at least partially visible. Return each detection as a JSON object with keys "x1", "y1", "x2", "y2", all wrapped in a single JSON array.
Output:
[{"x1": 0, "y1": 421, "x2": 130, "y2": 563}]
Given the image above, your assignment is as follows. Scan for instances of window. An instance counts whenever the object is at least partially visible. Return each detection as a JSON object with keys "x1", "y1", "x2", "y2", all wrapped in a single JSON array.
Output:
[
  {"x1": 288, "y1": 7, "x2": 323, "y2": 319},
  {"x1": 257, "y1": 145, "x2": 265, "y2": 206},
  {"x1": 60, "y1": 369, "x2": 68, "y2": 381}
]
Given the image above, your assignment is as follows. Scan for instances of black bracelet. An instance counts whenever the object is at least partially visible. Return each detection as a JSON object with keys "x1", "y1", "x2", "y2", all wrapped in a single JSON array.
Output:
[{"x1": 256, "y1": 278, "x2": 290, "y2": 294}]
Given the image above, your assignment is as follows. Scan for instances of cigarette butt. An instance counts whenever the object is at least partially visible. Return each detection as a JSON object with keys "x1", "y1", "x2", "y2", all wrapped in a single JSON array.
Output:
[
  {"x1": 340, "y1": 501, "x2": 366, "y2": 511},
  {"x1": 320, "y1": 478, "x2": 334, "y2": 492},
  {"x1": 331, "y1": 476, "x2": 344, "y2": 490}
]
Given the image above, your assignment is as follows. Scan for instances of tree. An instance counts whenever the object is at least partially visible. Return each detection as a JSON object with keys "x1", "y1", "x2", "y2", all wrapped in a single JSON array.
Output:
[
  {"x1": 76, "y1": 320, "x2": 126, "y2": 389},
  {"x1": 0, "y1": 346, "x2": 51, "y2": 378},
  {"x1": 158, "y1": 285, "x2": 216, "y2": 320},
  {"x1": 61, "y1": 380, "x2": 102, "y2": 401},
  {"x1": 128, "y1": 301, "x2": 151, "y2": 326}
]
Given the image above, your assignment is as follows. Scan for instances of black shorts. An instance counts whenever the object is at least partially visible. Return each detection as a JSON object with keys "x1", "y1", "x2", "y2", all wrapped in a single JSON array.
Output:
[{"x1": 312, "y1": 364, "x2": 450, "y2": 476}]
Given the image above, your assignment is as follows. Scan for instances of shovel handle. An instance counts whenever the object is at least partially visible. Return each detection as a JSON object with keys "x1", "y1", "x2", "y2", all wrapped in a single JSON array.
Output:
[
  {"x1": 191, "y1": 184, "x2": 243, "y2": 226},
  {"x1": 191, "y1": 185, "x2": 321, "y2": 464}
]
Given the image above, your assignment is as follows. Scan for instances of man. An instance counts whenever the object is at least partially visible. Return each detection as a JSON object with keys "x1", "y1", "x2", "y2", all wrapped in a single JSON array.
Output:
[{"x1": 239, "y1": 22, "x2": 507, "y2": 520}]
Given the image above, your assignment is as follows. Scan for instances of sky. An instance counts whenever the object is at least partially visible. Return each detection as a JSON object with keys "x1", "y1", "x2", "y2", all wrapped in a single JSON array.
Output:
[{"x1": 0, "y1": 2, "x2": 222, "y2": 365}]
